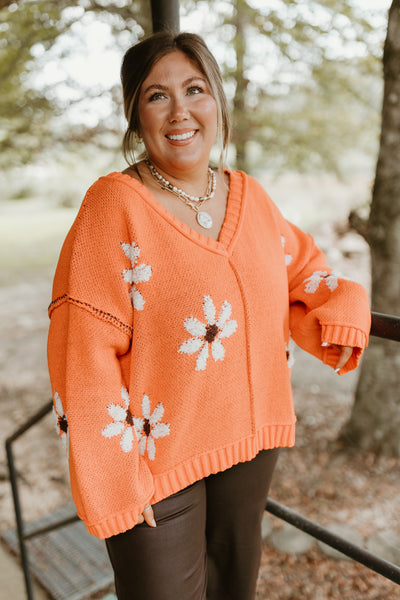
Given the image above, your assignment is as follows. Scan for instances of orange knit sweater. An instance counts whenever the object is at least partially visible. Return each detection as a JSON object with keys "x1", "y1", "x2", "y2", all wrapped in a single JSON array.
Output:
[{"x1": 47, "y1": 170, "x2": 370, "y2": 539}]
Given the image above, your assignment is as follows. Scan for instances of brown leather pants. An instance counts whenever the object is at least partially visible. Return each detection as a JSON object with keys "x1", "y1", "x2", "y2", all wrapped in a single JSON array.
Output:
[{"x1": 105, "y1": 448, "x2": 279, "y2": 600}]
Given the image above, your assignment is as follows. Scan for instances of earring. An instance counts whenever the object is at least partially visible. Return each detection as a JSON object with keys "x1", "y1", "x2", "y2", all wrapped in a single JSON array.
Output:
[{"x1": 134, "y1": 132, "x2": 143, "y2": 144}]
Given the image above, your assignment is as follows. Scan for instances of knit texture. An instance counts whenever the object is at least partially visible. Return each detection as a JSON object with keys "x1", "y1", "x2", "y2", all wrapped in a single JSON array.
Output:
[{"x1": 47, "y1": 170, "x2": 371, "y2": 539}]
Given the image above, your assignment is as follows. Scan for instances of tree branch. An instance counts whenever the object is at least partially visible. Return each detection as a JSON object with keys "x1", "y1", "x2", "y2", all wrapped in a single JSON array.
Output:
[{"x1": 348, "y1": 208, "x2": 370, "y2": 242}]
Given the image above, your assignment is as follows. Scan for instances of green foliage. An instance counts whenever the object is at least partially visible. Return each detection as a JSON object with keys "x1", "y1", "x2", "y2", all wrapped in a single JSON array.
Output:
[
  {"x1": 0, "y1": 0, "x2": 388, "y2": 175},
  {"x1": 186, "y1": 0, "x2": 386, "y2": 173},
  {"x1": 0, "y1": 0, "x2": 151, "y2": 169},
  {"x1": 0, "y1": 1, "x2": 65, "y2": 166}
]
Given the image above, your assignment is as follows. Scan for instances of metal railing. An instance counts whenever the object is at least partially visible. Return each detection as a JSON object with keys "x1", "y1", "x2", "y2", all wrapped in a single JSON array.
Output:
[
  {"x1": 264, "y1": 310, "x2": 400, "y2": 587},
  {"x1": 265, "y1": 500, "x2": 400, "y2": 585},
  {"x1": 5, "y1": 311, "x2": 400, "y2": 599}
]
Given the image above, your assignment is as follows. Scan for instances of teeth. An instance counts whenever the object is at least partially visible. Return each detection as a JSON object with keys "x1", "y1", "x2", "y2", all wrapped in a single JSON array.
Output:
[{"x1": 166, "y1": 130, "x2": 196, "y2": 141}]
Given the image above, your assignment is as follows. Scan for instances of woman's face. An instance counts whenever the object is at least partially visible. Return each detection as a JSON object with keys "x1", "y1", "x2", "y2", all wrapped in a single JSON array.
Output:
[{"x1": 137, "y1": 51, "x2": 218, "y2": 177}]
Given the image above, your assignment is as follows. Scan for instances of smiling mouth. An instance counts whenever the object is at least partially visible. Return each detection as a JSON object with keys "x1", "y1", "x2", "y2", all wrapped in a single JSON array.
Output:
[{"x1": 166, "y1": 130, "x2": 197, "y2": 141}]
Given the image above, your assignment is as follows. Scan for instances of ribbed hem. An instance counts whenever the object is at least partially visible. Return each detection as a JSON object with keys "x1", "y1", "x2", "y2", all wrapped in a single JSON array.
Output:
[
  {"x1": 152, "y1": 423, "x2": 295, "y2": 503},
  {"x1": 82, "y1": 424, "x2": 294, "y2": 539},
  {"x1": 84, "y1": 490, "x2": 154, "y2": 539}
]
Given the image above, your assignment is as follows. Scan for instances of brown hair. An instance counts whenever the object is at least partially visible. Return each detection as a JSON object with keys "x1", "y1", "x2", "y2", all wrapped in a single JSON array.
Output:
[{"x1": 120, "y1": 31, "x2": 231, "y2": 168}]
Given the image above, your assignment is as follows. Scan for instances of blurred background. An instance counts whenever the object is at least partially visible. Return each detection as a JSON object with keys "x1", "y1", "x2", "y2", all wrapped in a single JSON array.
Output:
[{"x1": 1, "y1": 1, "x2": 399, "y2": 598}]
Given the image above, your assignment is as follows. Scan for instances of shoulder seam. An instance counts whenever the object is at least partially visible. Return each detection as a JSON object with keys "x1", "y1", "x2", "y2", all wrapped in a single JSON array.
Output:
[{"x1": 48, "y1": 294, "x2": 133, "y2": 336}]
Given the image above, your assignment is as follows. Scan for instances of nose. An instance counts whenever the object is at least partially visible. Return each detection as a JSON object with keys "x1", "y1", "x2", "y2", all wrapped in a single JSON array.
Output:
[{"x1": 168, "y1": 95, "x2": 189, "y2": 123}]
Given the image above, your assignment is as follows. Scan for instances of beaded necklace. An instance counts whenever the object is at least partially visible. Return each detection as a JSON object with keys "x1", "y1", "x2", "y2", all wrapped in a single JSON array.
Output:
[{"x1": 145, "y1": 159, "x2": 216, "y2": 229}]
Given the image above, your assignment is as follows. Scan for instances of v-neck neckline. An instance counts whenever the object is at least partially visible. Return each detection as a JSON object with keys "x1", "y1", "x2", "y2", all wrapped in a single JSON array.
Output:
[{"x1": 109, "y1": 169, "x2": 246, "y2": 256}]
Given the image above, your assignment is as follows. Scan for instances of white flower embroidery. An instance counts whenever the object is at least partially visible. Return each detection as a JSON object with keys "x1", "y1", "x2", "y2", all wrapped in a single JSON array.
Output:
[
  {"x1": 281, "y1": 235, "x2": 292, "y2": 266},
  {"x1": 304, "y1": 270, "x2": 339, "y2": 294},
  {"x1": 285, "y1": 333, "x2": 295, "y2": 369},
  {"x1": 120, "y1": 241, "x2": 152, "y2": 310},
  {"x1": 53, "y1": 391, "x2": 69, "y2": 458},
  {"x1": 133, "y1": 394, "x2": 170, "y2": 461},
  {"x1": 102, "y1": 385, "x2": 136, "y2": 453},
  {"x1": 178, "y1": 295, "x2": 238, "y2": 371}
]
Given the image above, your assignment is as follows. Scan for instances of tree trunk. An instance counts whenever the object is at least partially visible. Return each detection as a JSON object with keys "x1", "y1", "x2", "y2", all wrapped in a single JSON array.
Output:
[
  {"x1": 231, "y1": 0, "x2": 250, "y2": 172},
  {"x1": 341, "y1": 0, "x2": 400, "y2": 456}
]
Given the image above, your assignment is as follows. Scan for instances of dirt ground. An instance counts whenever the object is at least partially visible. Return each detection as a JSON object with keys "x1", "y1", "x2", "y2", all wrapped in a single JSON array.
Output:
[{"x1": 0, "y1": 210, "x2": 399, "y2": 599}]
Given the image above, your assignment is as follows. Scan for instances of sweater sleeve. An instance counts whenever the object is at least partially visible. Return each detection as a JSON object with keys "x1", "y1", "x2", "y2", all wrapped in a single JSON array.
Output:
[
  {"x1": 47, "y1": 177, "x2": 154, "y2": 538},
  {"x1": 280, "y1": 219, "x2": 370, "y2": 375}
]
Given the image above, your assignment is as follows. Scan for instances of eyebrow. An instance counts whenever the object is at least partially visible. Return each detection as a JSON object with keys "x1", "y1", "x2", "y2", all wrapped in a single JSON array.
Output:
[{"x1": 142, "y1": 76, "x2": 207, "y2": 96}]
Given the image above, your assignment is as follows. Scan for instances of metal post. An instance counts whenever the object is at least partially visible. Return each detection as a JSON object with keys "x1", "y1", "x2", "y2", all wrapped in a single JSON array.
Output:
[
  {"x1": 6, "y1": 442, "x2": 35, "y2": 600},
  {"x1": 5, "y1": 400, "x2": 53, "y2": 600},
  {"x1": 150, "y1": 0, "x2": 180, "y2": 33}
]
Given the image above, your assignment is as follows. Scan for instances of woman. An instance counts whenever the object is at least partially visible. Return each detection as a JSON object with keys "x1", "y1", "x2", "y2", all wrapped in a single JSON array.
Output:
[{"x1": 48, "y1": 32, "x2": 371, "y2": 600}]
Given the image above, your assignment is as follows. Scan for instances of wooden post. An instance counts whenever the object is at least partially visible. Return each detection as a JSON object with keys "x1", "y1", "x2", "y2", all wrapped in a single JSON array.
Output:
[{"x1": 151, "y1": 0, "x2": 180, "y2": 33}]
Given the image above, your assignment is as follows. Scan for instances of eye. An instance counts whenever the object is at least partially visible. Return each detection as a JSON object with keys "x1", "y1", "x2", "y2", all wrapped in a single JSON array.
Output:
[
  {"x1": 187, "y1": 86, "x2": 203, "y2": 95},
  {"x1": 149, "y1": 91, "x2": 166, "y2": 102}
]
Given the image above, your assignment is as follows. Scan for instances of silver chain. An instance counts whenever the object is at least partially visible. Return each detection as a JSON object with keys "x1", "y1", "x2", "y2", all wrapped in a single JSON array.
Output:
[{"x1": 145, "y1": 160, "x2": 216, "y2": 214}]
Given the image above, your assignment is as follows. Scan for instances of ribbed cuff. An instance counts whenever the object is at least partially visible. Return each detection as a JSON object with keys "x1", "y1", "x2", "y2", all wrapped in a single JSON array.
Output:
[{"x1": 321, "y1": 324, "x2": 369, "y2": 349}]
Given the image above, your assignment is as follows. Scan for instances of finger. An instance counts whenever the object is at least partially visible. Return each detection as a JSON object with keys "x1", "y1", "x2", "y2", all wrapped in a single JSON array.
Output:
[
  {"x1": 335, "y1": 346, "x2": 353, "y2": 372},
  {"x1": 137, "y1": 514, "x2": 144, "y2": 524},
  {"x1": 142, "y1": 504, "x2": 157, "y2": 528}
]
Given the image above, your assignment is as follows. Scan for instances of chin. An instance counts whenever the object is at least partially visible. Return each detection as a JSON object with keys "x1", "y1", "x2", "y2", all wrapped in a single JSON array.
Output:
[{"x1": 167, "y1": 152, "x2": 211, "y2": 171}]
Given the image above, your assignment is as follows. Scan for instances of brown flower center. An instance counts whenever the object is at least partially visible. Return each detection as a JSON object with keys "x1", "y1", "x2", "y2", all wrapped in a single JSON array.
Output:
[
  {"x1": 59, "y1": 416, "x2": 68, "y2": 434},
  {"x1": 125, "y1": 409, "x2": 134, "y2": 427},
  {"x1": 143, "y1": 418, "x2": 151, "y2": 437},
  {"x1": 204, "y1": 323, "x2": 219, "y2": 343}
]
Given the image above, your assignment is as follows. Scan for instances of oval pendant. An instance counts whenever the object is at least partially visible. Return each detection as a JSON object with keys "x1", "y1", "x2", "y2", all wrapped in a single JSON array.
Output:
[{"x1": 197, "y1": 211, "x2": 213, "y2": 229}]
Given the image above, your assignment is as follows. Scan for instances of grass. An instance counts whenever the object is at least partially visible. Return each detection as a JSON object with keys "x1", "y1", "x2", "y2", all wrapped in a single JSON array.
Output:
[{"x1": 0, "y1": 200, "x2": 76, "y2": 287}]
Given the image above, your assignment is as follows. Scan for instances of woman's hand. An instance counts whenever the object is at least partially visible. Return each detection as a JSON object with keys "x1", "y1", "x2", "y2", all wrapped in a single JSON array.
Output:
[
  {"x1": 322, "y1": 343, "x2": 354, "y2": 372},
  {"x1": 335, "y1": 345, "x2": 353, "y2": 371},
  {"x1": 137, "y1": 504, "x2": 157, "y2": 527}
]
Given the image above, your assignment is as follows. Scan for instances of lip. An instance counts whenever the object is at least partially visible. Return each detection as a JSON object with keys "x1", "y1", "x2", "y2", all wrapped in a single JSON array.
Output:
[{"x1": 165, "y1": 129, "x2": 198, "y2": 145}]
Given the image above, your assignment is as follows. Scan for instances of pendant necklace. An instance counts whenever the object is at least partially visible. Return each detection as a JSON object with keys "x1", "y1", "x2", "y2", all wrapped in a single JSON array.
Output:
[{"x1": 145, "y1": 159, "x2": 216, "y2": 230}]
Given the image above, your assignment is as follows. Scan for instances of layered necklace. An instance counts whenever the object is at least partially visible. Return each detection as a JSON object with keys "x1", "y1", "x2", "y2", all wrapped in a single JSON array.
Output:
[{"x1": 145, "y1": 159, "x2": 216, "y2": 230}]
